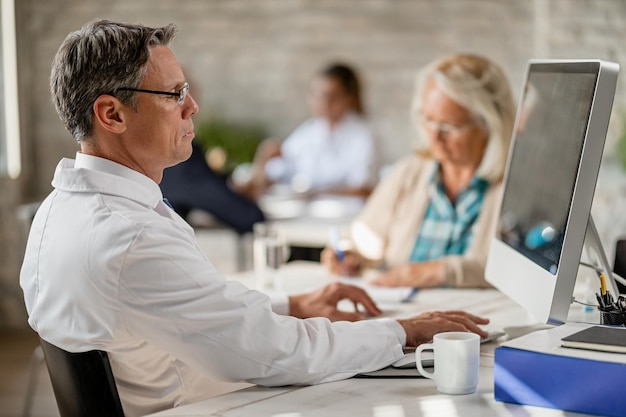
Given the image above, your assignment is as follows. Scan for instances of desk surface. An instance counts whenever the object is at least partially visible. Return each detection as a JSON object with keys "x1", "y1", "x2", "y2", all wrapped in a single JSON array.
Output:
[
  {"x1": 257, "y1": 188, "x2": 365, "y2": 247},
  {"x1": 145, "y1": 262, "x2": 598, "y2": 417},
  {"x1": 258, "y1": 186, "x2": 365, "y2": 221}
]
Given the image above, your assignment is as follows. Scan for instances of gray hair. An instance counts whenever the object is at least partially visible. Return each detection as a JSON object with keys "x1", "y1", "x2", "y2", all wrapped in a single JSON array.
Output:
[
  {"x1": 411, "y1": 53, "x2": 516, "y2": 183},
  {"x1": 50, "y1": 19, "x2": 178, "y2": 142}
]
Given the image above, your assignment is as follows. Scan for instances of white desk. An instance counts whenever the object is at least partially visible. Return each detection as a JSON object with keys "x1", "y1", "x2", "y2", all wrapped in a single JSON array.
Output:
[
  {"x1": 258, "y1": 186, "x2": 365, "y2": 221},
  {"x1": 258, "y1": 187, "x2": 365, "y2": 248},
  {"x1": 145, "y1": 262, "x2": 598, "y2": 417}
]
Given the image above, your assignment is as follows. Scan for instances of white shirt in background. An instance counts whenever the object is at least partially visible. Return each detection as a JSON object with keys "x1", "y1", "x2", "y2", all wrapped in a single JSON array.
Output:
[{"x1": 266, "y1": 112, "x2": 376, "y2": 190}]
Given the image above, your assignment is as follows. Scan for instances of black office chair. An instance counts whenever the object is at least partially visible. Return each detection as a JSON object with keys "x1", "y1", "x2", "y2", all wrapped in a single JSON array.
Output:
[
  {"x1": 39, "y1": 338, "x2": 125, "y2": 417},
  {"x1": 614, "y1": 239, "x2": 626, "y2": 294}
]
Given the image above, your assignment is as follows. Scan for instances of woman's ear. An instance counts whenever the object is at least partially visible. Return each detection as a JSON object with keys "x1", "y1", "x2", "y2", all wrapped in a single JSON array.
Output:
[{"x1": 93, "y1": 95, "x2": 128, "y2": 134}]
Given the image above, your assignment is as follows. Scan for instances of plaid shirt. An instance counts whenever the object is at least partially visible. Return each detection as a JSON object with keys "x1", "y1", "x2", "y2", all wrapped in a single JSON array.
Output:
[{"x1": 409, "y1": 165, "x2": 489, "y2": 262}]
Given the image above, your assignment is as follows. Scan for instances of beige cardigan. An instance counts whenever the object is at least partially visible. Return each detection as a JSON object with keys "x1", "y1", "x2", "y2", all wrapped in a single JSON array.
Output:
[{"x1": 351, "y1": 154, "x2": 502, "y2": 288}]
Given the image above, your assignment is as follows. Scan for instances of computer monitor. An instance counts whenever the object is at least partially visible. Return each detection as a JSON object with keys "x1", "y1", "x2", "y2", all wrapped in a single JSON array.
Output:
[{"x1": 486, "y1": 59, "x2": 619, "y2": 325}]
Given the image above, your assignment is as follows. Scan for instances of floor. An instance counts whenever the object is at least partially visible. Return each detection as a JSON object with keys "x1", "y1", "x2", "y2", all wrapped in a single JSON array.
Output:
[
  {"x1": 0, "y1": 228, "x2": 249, "y2": 417},
  {"x1": 0, "y1": 329, "x2": 57, "y2": 417}
]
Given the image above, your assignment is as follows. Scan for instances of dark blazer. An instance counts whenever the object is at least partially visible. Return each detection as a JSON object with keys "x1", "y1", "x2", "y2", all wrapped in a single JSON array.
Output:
[{"x1": 160, "y1": 142, "x2": 265, "y2": 234}]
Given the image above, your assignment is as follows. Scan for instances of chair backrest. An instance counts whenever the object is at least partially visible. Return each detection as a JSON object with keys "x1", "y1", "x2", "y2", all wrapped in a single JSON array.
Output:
[
  {"x1": 39, "y1": 338, "x2": 125, "y2": 417},
  {"x1": 615, "y1": 239, "x2": 626, "y2": 294}
]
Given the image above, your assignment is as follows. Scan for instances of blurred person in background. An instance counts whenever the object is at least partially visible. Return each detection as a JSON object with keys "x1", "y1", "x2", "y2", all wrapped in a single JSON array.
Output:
[
  {"x1": 241, "y1": 63, "x2": 377, "y2": 198},
  {"x1": 160, "y1": 141, "x2": 265, "y2": 234},
  {"x1": 322, "y1": 53, "x2": 516, "y2": 289}
]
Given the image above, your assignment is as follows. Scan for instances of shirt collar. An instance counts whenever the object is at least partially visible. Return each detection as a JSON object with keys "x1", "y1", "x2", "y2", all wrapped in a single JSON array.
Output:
[
  {"x1": 311, "y1": 111, "x2": 360, "y2": 137},
  {"x1": 51, "y1": 152, "x2": 163, "y2": 210},
  {"x1": 429, "y1": 163, "x2": 489, "y2": 191},
  {"x1": 428, "y1": 163, "x2": 489, "y2": 209}
]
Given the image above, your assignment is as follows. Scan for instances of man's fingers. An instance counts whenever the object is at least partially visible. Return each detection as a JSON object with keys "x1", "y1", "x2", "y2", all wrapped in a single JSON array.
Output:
[
  {"x1": 353, "y1": 294, "x2": 381, "y2": 317},
  {"x1": 450, "y1": 316, "x2": 489, "y2": 338},
  {"x1": 430, "y1": 311, "x2": 490, "y2": 338},
  {"x1": 421, "y1": 310, "x2": 490, "y2": 326},
  {"x1": 399, "y1": 310, "x2": 492, "y2": 345},
  {"x1": 440, "y1": 310, "x2": 491, "y2": 324},
  {"x1": 334, "y1": 284, "x2": 381, "y2": 317},
  {"x1": 448, "y1": 315, "x2": 489, "y2": 337}
]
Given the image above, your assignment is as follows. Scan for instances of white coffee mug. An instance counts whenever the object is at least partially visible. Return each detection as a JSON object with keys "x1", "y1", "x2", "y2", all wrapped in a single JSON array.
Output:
[{"x1": 415, "y1": 332, "x2": 480, "y2": 395}]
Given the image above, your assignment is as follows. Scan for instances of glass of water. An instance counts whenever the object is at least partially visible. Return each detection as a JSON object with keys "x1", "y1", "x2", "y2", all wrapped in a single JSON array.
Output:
[{"x1": 253, "y1": 222, "x2": 287, "y2": 289}]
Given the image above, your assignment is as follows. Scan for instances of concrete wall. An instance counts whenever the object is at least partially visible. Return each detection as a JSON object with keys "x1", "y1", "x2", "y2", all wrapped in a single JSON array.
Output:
[{"x1": 3, "y1": 0, "x2": 626, "y2": 327}]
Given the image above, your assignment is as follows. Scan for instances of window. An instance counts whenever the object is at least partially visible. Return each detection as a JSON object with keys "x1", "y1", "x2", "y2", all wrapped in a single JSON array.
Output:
[{"x1": 0, "y1": 0, "x2": 20, "y2": 178}]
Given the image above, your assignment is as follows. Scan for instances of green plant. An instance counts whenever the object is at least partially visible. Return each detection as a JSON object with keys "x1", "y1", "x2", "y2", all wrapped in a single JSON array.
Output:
[{"x1": 194, "y1": 118, "x2": 267, "y2": 173}]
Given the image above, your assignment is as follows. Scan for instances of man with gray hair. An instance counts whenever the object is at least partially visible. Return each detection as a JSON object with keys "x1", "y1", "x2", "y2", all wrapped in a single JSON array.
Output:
[{"x1": 20, "y1": 19, "x2": 488, "y2": 417}]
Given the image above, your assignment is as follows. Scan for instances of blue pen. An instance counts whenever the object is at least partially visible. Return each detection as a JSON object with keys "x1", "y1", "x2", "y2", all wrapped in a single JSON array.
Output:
[
  {"x1": 331, "y1": 227, "x2": 345, "y2": 262},
  {"x1": 402, "y1": 288, "x2": 419, "y2": 303}
]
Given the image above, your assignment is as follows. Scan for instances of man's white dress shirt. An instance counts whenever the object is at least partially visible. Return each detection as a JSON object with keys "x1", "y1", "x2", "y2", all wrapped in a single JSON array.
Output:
[
  {"x1": 20, "y1": 153, "x2": 404, "y2": 417},
  {"x1": 265, "y1": 112, "x2": 377, "y2": 189}
]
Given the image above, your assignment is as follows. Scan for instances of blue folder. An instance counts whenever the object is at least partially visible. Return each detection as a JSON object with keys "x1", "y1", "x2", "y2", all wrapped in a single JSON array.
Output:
[{"x1": 494, "y1": 345, "x2": 626, "y2": 417}]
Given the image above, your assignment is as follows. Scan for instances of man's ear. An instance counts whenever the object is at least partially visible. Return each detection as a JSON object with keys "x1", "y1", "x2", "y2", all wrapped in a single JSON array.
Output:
[{"x1": 93, "y1": 95, "x2": 128, "y2": 134}]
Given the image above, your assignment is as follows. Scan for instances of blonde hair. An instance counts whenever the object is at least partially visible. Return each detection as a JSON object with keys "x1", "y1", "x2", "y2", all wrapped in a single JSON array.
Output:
[{"x1": 411, "y1": 53, "x2": 516, "y2": 182}]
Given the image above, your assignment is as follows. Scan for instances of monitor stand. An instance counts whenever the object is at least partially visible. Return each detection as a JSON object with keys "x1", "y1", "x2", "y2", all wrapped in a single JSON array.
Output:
[{"x1": 583, "y1": 214, "x2": 623, "y2": 297}]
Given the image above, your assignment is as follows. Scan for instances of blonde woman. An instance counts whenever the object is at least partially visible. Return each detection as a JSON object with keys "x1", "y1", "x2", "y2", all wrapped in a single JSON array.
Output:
[{"x1": 322, "y1": 53, "x2": 516, "y2": 288}]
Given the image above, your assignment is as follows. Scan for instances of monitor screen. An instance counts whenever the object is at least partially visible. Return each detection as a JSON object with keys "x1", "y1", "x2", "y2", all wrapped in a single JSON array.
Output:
[
  {"x1": 499, "y1": 63, "x2": 598, "y2": 275},
  {"x1": 486, "y1": 60, "x2": 618, "y2": 324}
]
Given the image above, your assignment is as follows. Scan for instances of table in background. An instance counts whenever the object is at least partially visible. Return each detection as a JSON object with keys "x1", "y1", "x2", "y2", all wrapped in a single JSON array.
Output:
[
  {"x1": 145, "y1": 262, "x2": 599, "y2": 417},
  {"x1": 258, "y1": 187, "x2": 366, "y2": 260}
]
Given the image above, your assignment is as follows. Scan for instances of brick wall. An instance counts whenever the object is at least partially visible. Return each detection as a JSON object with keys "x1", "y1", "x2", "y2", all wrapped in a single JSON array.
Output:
[
  {"x1": 18, "y1": 0, "x2": 539, "y2": 191},
  {"x1": 2, "y1": 0, "x2": 626, "y2": 327}
]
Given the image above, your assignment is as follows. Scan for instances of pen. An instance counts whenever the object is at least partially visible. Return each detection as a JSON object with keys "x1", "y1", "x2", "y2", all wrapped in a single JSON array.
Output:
[
  {"x1": 599, "y1": 273, "x2": 607, "y2": 296},
  {"x1": 402, "y1": 288, "x2": 420, "y2": 303},
  {"x1": 331, "y1": 227, "x2": 345, "y2": 262}
]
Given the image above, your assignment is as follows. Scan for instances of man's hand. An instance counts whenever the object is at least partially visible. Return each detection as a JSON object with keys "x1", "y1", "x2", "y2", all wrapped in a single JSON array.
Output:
[
  {"x1": 320, "y1": 247, "x2": 362, "y2": 277},
  {"x1": 289, "y1": 282, "x2": 381, "y2": 321},
  {"x1": 398, "y1": 311, "x2": 489, "y2": 346}
]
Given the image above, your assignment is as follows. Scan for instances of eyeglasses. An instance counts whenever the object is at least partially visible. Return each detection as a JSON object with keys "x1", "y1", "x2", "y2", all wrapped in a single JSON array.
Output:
[
  {"x1": 418, "y1": 113, "x2": 476, "y2": 137},
  {"x1": 116, "y1": 82, "x2": 190, "y2": 105}
]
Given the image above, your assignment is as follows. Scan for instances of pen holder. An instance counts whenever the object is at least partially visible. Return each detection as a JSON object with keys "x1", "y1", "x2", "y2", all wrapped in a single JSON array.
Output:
[{"x1": 598, "y1": 307, "x2": 626, "y2": 326}]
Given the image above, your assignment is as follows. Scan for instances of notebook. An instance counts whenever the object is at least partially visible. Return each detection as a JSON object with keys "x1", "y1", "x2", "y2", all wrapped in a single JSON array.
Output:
[{"x1": 561, "y1": 325, "x2": 626, "y2": 353}]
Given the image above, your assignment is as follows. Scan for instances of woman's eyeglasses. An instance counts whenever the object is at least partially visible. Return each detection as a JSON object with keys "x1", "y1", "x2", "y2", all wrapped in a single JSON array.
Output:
[{"x1": 418, "y1": 113, "x2": 476, "y2": 137}]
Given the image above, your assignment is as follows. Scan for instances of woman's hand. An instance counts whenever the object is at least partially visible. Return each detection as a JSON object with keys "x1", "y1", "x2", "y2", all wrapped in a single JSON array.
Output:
[
  {"x1": 320, "y1": 247, "x2": 362, "y2": 276},
  {"x1": 369, "y1": 261, "x2": 445, "y2": 288},
  {"x1": 253, "y1": 138, "x2": 282, "y2": 163}
]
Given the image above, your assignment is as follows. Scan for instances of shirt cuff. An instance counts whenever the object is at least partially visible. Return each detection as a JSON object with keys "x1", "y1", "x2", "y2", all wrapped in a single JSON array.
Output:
[
  {"x1": 375, "y1": 318, "x2": 407, "y2": 346},
  {"x1": 268, "y1": 292, "x2": 290, "y2": 316}
]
